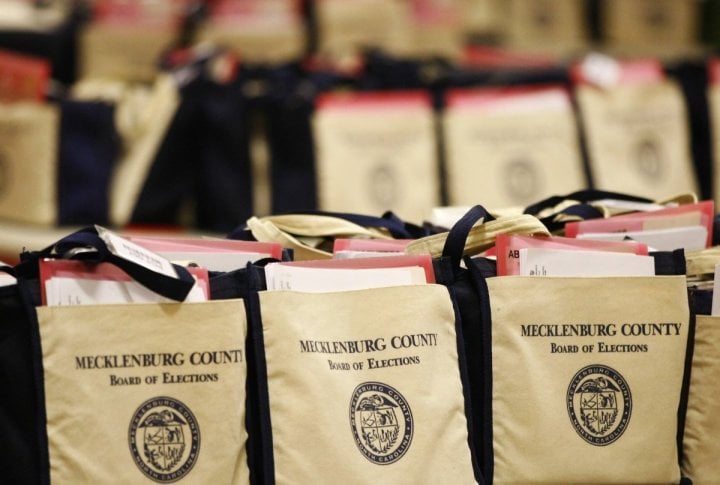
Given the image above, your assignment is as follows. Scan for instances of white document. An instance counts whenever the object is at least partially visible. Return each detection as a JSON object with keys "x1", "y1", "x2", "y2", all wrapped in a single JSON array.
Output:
[
  {"x1": 575, "y1": 225, "x2": 707, "y2": 252},
  {"x1": 711, "y1": 263, "x2": 720, "y2": 316},
  {"x1": 44, "y1": 277, "x2": 207, "y2": 306},
  {"x1": 264, "y1": 264, "x2": 428, "y2": 292},
  {"x1": 333, "y1": 250, "x2": 405, "y2": 260},
  {"x1": 0, "y1": 261, "x2": 15, "y2": 287},
  {"x1": 518, "y1": 248, "x2": 656, "y2": 277},
  {"x1": 429, "y1": 206, "x2": 475, "y2": 229},
  {"x1": 0, "y1": 273, "x2": 16, "y2": 287}
]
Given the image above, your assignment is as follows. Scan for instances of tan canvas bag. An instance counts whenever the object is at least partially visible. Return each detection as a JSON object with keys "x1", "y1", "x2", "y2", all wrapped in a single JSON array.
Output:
[
  {"x1": 505, "y1": 0, "x2": 588, "y2": 55},
  {"x1": 484, "y1": 276, "x2": 690, "y2": 483},
  {"x1": 35, "y1": 300, "x2": 249, "y2": 484},
  {"x1": 0, "y1": 102, "x2": 59, "y2": 225},
  {"x1": 312, "y1": 92, "x2": 440, "y2": 223},
  {"x1": 708, "y1": 68, "x2": 720, "y2": 211},
  {"x1": 442, "y1": 87, "x2": 586, "y2": 209},
  {"x1": 314, "y1": 0, "x2": 411, "y2": 57},
  {"x1": 681, "y1": 315, "x2": 720, "y2": 483},
  {"x1": 248, "y1": 286, "x2": 482, "y2": 484},
  {"x1": 576, "y1": 80, "x2": 699, "y2": 200},
  {"x1": 601, "y1": 0, "x2": 699, "y2": 58},
  {"x1": 195, "y1": 0, "x2": 305, "y2": 64}
]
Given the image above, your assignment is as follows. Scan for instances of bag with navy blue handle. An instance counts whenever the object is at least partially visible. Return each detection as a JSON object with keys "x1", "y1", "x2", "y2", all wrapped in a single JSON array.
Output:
[
  {"x1": 454, "y1": 224, "x2": 694, "y2": 484},
  {"x1": 9, "y1": 227, "x2": 252, "y2": 484},
  {"x1": 244, "y1": 256, "x2": 487, "y2": 483}
]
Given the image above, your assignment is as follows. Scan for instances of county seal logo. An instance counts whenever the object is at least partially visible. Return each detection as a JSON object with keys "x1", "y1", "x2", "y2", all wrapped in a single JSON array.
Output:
[
  {"x1": 129, "y1": 397, "x2": 200, "y2": 483},
  {"x1": 567, "y1": 364, "x2": 632, "y2": 446},
  {"x1": 350, "y1": 381, "x2": 413, "y2": 465}
]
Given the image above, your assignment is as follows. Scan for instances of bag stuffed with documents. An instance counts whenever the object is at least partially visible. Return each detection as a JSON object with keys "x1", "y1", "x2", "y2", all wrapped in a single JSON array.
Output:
[{"x1": 11, "y1": 227, "x2": 251, "y2": 484}]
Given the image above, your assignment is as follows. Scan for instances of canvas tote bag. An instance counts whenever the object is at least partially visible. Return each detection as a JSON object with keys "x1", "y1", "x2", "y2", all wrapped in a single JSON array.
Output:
[
  {"x1": 15, "y1": 228, "x2": 251, "y2": 484},
  {"x1": 0, "y1": 101, "x2": 58, "y2": 225},
  {"x1": 33, "y1": 300, "x2": 249, "y2": 484},
  {"x1": 470, "y1": 269, "x2": 692, "y2": 483},
  {"x1": 442, "y1": 85, "x2": 586, "y2": 209},
  {"x1": 246, "y1": 285, "x2": 483, "y2": 484},
  {"x1": 680, "y1": 247, "x2": 720, "y2": 483},
  {"x1": 575, "y1": 70, "x2": 698, "y2": 200},
  {"x1": 681, "y1": 313, "x2": 720, "y2": 484}
]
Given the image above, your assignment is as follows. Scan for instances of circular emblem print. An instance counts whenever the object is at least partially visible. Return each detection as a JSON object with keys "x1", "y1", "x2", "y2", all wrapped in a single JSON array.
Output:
[
  {"x1": 350, "y1": 382, "x2": 413, "y2": 464},
  {"x1": 129, "y1": 397, "x2": 200, "y2": 483},
  {"x1": 635, "y1": 138, "x2": 664, "y2": 180},
  {"x1": 368, "y1": 163, "x2": 398, "y2": 209},
  {"x1": 567, "y1": 365, "x2": 632, "y2": 446},
  {"x1": 504, "y1": 159, "x2": 542, "y2": 202}
]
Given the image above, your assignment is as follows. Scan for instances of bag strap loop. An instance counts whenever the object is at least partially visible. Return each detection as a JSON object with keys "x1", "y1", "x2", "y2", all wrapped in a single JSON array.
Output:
[
  {"x1": 19, "y1": 227, "x2": 195, "y2": 302},
  {"x1": 442, "y1": 205, "x2": 494, "y2": 270}
]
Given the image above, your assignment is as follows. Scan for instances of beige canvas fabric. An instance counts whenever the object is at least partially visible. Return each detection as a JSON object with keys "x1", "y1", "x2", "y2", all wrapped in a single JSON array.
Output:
[
  {"x1": 37, "y1": 300, "x2": 249, "y2": 484},
  {"x1": 258, "y1": 286, "x2": 479, "y2": 484},
  {"x1": 80, "y1": 25, "x2": 176, "y2": 82},
  {"x1": 443, "y1": 102, "x2": 585, "y2": 208},
  {"x1": 709, "y1": 83, "x2": 720, "y2": 210},
  {"x1": 246, "y1": 213, "x2": 394, "y2": 260},
  {"x1": 405, "y1": 213, "x2": 549, "y2": 258},
  {"x1": 0, "y1": 102, "x2": 58, "y2": 225},
  {"x1": 196, "y1": 0, "x2": 305, "y2": 64},
  {"x1": 682, "y1": 315, "x2": 720, "y2": 483},
  {"x1": 312, "y1": 100, "x2": 440, "y2": 223},
  {"x1": 488, "y1": 276, "x2": 689, "y2": 484},
  {"x1": 314, "y1": 0, "x2": 411, "y2": 56},
  {"x1": 601, "y1": 0, "x2": 698, "y2": 55},
  {"x1": 577, "y1": 81, "x2": 698, "y2": 200},
  {"x1": 504, "y1": 0, "x2": 588, "y2": 55}
]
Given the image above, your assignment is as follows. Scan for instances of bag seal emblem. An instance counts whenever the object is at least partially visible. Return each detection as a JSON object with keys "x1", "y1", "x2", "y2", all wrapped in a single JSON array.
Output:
[
  {"x1": 350, "y1": 381, "x2": 413, "y2": 464},
  {"x1": 567, "y1": 364, "x2": 632, "y2": 446},
  {"x1": 128, "y1": 396, "x2": 201, "y2": 482}
]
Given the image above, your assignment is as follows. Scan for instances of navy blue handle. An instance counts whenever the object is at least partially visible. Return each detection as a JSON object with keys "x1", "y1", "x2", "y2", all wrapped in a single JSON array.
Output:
[
  {"x1": 524, "y1": 190, "x2": 652, "y2": 216},
  {"x1": 22, "y1": 227, "x2": 195, "y2": 302},
  {"x1": 442, "y1": 205, "x2": 494, "y2": 271}
]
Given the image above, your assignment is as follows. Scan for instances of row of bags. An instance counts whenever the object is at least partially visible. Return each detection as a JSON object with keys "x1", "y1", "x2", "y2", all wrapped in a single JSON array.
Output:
[
  {"x1": 1, "y1": 199, "x2": 718, "y2": 484},
  {"x1": 0, "y1": 50, "x2": 714, "y2": 233},
  {"x1": 0, "y1": 0, "x2": 707, "y2": 82}
]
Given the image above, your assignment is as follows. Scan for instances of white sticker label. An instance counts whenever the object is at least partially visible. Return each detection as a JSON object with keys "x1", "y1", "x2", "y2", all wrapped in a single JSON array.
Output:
[{"x1": 95, "y1": 225, "x2": 177, "y2": 278}]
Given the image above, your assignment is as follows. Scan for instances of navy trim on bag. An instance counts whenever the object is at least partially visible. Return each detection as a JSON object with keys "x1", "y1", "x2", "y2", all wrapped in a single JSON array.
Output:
[
  {"x1": 245, "y1": 290, "x2": 275, "y2": 485},
  {"x1": 524, "y1": 189, "x2": 653, "y2": 216},
  {"x1": 445, "y1": 284, "x2": 486, "y2": 485},
  {"x1": 0, "y1": 284, "x2": 41, "y2": 484},
  {"x1": 436, "y1": 205, "x2": 497, "y2": 482},
  {"x1": 677, "y1": 302, "x2": 696, "y2": 485},
  {"x1": 16, "y1": 278, "x2": 50, "y2": 485},
  {"x1": 651, "y1": 249, "x2": 687, "y2": 276},
  {"x1": 466, "y1": 257, "x2": 496, "y2": 483}
]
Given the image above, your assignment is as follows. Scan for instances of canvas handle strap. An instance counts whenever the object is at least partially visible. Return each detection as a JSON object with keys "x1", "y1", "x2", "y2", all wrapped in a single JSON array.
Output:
[
  {"x1": 685, "y1": 247, "x2": 720, "y2": 277},
  {"x1": 256, "y1": 214, "x2": 393, "y2": 239},
  {"x1": 20, "y1": 227, "x2": 195, "y2": 301},
  {"x1": 246, "y1": 216, "x2": 333, "y2": 261},
  {"x1": 405, "y1": 206, "x2": 549, "y2": 267},
  {"x1": 294, "y1": 210, "x2": 424, "y2": 239}
]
